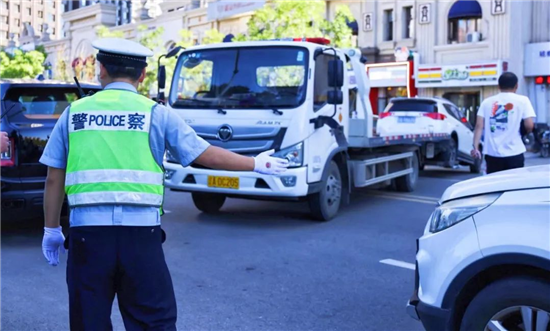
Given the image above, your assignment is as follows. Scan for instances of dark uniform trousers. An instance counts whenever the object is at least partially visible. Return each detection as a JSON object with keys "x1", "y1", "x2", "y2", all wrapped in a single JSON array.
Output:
[{"x1": 67, "y1": 225, "x2": 177, "y2": 331}]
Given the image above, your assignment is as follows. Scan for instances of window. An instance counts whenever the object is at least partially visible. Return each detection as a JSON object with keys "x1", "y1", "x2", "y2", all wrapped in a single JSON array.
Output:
[
  {"x1": 52, "y1": 28, "x2": 55, "y2": 35},
  {"x1": 385, "y1": 100, "x2": 437, "y2": 113},
  {"x1": 15, "y1": 4, "x2": 20, "y2": 12},
  {"x1": 38, "y1": 11, "x2": 43, "y2": 18},
  {"x1": 383, "y1": 9, "x2": 394, "y2": 41},
  {"x1": 27, "y1": 7, "x2": 31, "y2": 15},
  {"x1": 313, "y1": 54, "x2": 334, "y2": 110},
  {"x1": 48, "y1": 14, "x2": 54, "y2": 22},
  {"x1": 448, "y1": 0, "x2": 482, "y2": 44},
  {"x1": 15, "y1": 19, "x2": 20, "y2": 26},
  {"x1": 4, "y1": 88, "x2": 88, "y2": 120},
  {"x1": 171, "y1": 47, "x2": 308, "y2": 110},
  {"x1": 402, "y1": 6, "x2": 413, "y2": 39}
]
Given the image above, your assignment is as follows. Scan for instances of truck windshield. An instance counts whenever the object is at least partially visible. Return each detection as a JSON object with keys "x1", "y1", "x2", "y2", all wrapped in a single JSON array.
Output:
[{"x1": 170, "y1": 46, "x2": 308, "y2": 109}]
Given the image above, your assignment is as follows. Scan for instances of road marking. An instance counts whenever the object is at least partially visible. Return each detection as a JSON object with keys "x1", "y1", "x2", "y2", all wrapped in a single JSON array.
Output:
[
  {"x1": 380, "y1": 259, "x2": 416, "y2": 270},
  {"x1": 163, "y1": 210, "x2": 172, "y2": 214}
]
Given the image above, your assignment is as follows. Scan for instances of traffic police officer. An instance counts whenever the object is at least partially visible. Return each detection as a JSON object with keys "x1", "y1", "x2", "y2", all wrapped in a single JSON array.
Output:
[{"x1": 40, "y1": 38, "x2": 289, "y2": 330}]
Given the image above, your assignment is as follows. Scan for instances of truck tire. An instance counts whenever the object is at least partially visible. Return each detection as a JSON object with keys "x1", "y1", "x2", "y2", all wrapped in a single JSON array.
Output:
[
  {"x1": 395, "y1": 152, "x2": 418, "y2": 192},
  {"x1": 443, "y1": 138, "x2": 457, "y2": 168},
  {"x1": 192, "y1": 192, "x2": 226, "y2": 213},
  {"x1": 459, "y1": 276, "x2": 550, "y2": 331},
  {"x1": 308, "y1": 161, "x2": 342, "y2": 222}
]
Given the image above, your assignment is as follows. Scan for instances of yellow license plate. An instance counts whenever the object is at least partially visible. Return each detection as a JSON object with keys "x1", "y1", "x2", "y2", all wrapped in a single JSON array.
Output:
[{"x1": 207, "y1": 176, "x2": 239, "y2": 189}]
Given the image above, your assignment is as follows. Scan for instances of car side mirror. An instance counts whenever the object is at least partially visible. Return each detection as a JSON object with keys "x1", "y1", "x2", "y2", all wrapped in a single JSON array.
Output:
[
  {"x1": 327, "y1": 90, "x2": 343, "y2": 105},
  {"x1": 328, "y1": 59, "x2": 344, "y2": 88}
]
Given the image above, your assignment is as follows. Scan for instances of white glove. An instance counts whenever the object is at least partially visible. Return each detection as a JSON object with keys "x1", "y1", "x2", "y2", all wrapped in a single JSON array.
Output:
[
  {"x1": 42, "y1": 226, "x2": 65, "y2": 266},
  {"x1": 253, "y1": 149, "x2": 289, "y2": 175}
]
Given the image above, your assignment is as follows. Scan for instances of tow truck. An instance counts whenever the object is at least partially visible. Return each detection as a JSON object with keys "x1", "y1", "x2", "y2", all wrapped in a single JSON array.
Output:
[{"x1": 160, "y1": 38, "x2": 452, "y2": 221}]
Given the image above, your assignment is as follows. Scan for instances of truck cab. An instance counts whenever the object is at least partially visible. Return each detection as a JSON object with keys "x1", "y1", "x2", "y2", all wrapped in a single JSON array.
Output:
[{"x1": 163, "y1": 39, "x2": 449, "y2": 221}]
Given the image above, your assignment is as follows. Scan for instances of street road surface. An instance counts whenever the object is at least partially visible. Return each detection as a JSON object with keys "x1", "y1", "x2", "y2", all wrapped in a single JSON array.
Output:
[{"x1": 2, "y1": 157, "x2": 548, "y2": 331}]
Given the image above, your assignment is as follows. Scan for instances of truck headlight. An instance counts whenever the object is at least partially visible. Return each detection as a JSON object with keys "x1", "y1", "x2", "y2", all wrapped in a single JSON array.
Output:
[
  {"x1": 429, "y1": 193, "x2": 501, "y2": 233},
  {"x1": 273, "y1": 142, "x2": 303, "y2": 168}
]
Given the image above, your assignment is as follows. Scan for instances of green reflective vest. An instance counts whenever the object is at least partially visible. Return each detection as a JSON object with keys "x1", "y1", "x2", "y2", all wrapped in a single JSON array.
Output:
[{"x1": 65, "y1": 89, "x2": 164, "y2": 208}]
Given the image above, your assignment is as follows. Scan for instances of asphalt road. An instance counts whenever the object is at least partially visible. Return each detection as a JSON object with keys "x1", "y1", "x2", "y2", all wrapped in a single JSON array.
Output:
[{"x1": 1, "y1": 158, "x2": 546, "y2": 331}]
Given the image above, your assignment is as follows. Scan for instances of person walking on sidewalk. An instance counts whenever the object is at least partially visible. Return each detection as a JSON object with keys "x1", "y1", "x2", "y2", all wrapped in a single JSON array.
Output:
[
  {"x1": 40, "y1": 37, "x2": 289, "y2": 331},
  {"x1": 471, "y1": 72, "x2": 536, "y2": 174}
]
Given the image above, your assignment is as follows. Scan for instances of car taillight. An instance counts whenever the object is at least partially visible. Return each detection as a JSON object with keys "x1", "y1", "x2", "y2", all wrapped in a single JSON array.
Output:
[
  {"x1": 461, "y1": 117, "x2": 468, "y2": 123},
  {"x1": 1, "y1": 138, "x2": 15, "y2": 167},
  {"x1": 423, "y1": 113, "x2": 447, "y2": 120},
  {"x1": 379, "y1": 112, "x2": 393, "y2": 119}
]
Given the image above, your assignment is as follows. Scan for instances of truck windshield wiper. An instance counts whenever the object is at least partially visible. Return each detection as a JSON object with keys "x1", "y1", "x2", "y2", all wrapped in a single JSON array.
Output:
[{"x1": 272, "y1": 108, "x2": 283, "y2": 116}]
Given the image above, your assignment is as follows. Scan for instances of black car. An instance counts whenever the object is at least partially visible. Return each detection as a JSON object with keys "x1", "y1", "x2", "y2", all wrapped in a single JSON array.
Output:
[{"x1": 1, "y1": 79, "x2": 102, "y2": 221}]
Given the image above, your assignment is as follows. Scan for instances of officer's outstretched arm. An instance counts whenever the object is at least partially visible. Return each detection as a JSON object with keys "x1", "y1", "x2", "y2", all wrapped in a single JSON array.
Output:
[{"x1": 195, "y1": 146, "x2": 289, "y2": 176}]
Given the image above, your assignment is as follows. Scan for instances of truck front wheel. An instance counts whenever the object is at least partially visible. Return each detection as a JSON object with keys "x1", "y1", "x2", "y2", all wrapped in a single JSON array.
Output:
[
  {"x1": 192, "y1": 192, "x2": 226, "y2": 213},
  {"x1": 309, "y1": 161, "x2": 342, "y2": 222}
]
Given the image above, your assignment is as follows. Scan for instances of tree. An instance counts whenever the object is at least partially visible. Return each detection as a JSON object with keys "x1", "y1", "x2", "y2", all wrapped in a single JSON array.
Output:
[
  {"x1": 202, "y1": 29, "x2": 225, "y2": 45},
  {"x1": 95, "y1": 26, "x2": 124, "y2": 38},
  {"x1": 0, "y1": 49, "x2": 46, "y2": 79},
  {"x1": 237, "y1": 0, "x2": 353, "y2": 48},
  {"x1": 326, "y1": 6, "x2": 355, "y2": 48}
]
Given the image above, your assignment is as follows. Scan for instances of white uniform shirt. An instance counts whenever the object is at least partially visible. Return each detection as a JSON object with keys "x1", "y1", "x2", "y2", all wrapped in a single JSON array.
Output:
[{"x1": 477, "y1": 92, "x2": 536, "y2": 157}]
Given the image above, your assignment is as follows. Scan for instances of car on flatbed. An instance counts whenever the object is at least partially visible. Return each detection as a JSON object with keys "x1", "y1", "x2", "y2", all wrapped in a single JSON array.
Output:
[
  {"x1": 377, "y1": 97, "x2": 482, "y2": 173},
  {"x1": 1, "y1": 79, "x2": 102, "y2": 221}
]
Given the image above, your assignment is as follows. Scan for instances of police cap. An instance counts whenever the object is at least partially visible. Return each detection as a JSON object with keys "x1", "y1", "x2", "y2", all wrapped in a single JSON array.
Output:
[{"x1": 92, "y1": 38, "x2": 154, "y2": 69}]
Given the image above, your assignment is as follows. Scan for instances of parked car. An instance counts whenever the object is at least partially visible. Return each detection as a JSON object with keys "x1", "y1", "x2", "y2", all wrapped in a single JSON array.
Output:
[
  {"x1": 1, "y1": 79, "x2": 102, "y2": 221},
  {"x1": 377, "y1": 97, "x2": 481, "y2": 173},
  {"x1": 407, "y1": 164, "x2": 550, "y2": 331}
]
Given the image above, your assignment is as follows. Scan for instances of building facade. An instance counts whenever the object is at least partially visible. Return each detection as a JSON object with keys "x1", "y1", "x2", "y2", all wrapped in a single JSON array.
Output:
[
  {"x1": 0, "y1": 0, "x2": 62, "y2": 48},
  {"x1": 348, "y1": 0, "x2": 550, "y2": 127}
]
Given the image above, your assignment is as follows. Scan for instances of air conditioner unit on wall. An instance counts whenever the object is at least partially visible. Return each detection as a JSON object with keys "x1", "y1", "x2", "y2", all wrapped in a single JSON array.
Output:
[{"x1": 467, "y1": 32, "x2": 481, "y2": 43}]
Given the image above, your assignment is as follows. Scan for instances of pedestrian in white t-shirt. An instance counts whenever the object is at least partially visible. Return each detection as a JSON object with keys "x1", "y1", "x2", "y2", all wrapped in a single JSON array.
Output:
[{"x1": 471, "y1": 72, "x2": 536, "y2": 174}]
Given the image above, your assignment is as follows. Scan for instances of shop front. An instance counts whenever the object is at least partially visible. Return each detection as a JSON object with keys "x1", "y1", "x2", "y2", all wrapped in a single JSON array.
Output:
[
  {"x1": 365, "y1": 61, "x2": 417, "y2": 115},
  {"x1": 416, "y1": 60, "x2": 505, "y2": 125},
  {"x1": 524, "y1": 42, "x2": 550, "y2": 127}
]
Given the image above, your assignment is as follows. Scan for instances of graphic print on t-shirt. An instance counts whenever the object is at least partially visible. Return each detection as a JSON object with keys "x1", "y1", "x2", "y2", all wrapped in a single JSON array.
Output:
[{"x1": 489, "y1": 102, "x2": 514, "y2": 133}]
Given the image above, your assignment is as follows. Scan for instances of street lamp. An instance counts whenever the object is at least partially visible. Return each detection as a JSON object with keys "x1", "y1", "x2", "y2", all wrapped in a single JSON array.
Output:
[{"x1": 156, "y1": 45, "x2": 183, "y2": 104}]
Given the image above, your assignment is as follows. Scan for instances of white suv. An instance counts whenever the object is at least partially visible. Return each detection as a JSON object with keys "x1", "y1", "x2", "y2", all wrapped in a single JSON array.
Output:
[
  {"x1": 407, "y1": 165, "x2": 550, "y2": 331},
  {"x1": 377, "y1": 97, "x2": 481, "y2": 172}
]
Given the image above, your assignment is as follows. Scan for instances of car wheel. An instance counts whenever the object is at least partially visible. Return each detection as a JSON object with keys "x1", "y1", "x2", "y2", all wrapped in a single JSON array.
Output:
[
  {"x1": 470, "y1": 156, "x2": 482, "y2": 174},
  {"x1": 444, "y1": 138, "x2": 458, "y2": 168},
  {"x1": 308, "y1": 161, "x2": 342, "y2": 222},
  {"x1": 395, "y1": 152, "x2": 419, "y2": 192},
  {"x1": 192, "y1": 192, "x2": 226, "y2": 213},
  {"x1": 460, "y1": 276, "x2": 550, "y2": 331}
]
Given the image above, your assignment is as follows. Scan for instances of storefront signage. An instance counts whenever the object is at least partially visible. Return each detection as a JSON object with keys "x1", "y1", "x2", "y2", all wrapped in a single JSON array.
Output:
[
  {"x1": 366, "y1": 63, "x2": 409, "y2": 88},
  {"x1": 207, "y1": 1, "x2": 265, "y2": 21},
  {"x1": 525, "y1": 42, "x2": 550, "y2": 76},
  {"x1": 442, "y1": 68, "x2": 469, "y2": 81},
  {"x1": 416, "y1": 61, "x2": 503, "y2": 88}
]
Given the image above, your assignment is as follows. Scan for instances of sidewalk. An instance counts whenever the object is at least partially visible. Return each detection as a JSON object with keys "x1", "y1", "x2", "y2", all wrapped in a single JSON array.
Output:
[{"x1": 525, "y1": 152, "x2": 550, "y2": 167}]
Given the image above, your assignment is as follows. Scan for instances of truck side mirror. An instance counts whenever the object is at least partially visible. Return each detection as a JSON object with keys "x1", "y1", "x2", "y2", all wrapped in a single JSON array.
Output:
[
  {"x1": 327, "y1": 90, "x2": 343, "y2": 105},
  {"x1": 158, "y1": 65, "x2": 166, "y2": 90},
  {"x1": 328, "y1": 59, "x2": 344, "y2": 88}
]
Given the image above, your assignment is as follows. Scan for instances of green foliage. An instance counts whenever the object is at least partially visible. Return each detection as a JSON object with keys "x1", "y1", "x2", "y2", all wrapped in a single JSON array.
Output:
[
  {"x1": 326, "y1": 6, "x2": 355, "y2": 48},
  {"x1": 136, "y1": 24, "x2": 165, "y2": 96},
  {"x1": 202, "y1": 29, "x2": 225, "y2": 45},
  {"x1": 236, "y1": 0, "x2": 354, "y2": 48},
  {"x1": 246, "y1": 0, "x2": 326, "y2": 41},
  {"x1": 0, "y1": 49, "x2": 46, "y2": 79},
  {"x1": 95, "y1": 26, "x2": 125, "y2": 38}
]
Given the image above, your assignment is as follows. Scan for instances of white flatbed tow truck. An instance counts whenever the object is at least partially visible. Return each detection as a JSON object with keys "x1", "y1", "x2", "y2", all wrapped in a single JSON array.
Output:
[{"x1": 161, "y1": 38, "x2": 451, "y2": 221}]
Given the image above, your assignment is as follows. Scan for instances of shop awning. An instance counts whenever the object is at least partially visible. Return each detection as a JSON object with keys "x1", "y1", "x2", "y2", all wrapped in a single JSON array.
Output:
[{"x1": 448, "y1": 0, "x2": 482, "y2": 19}]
